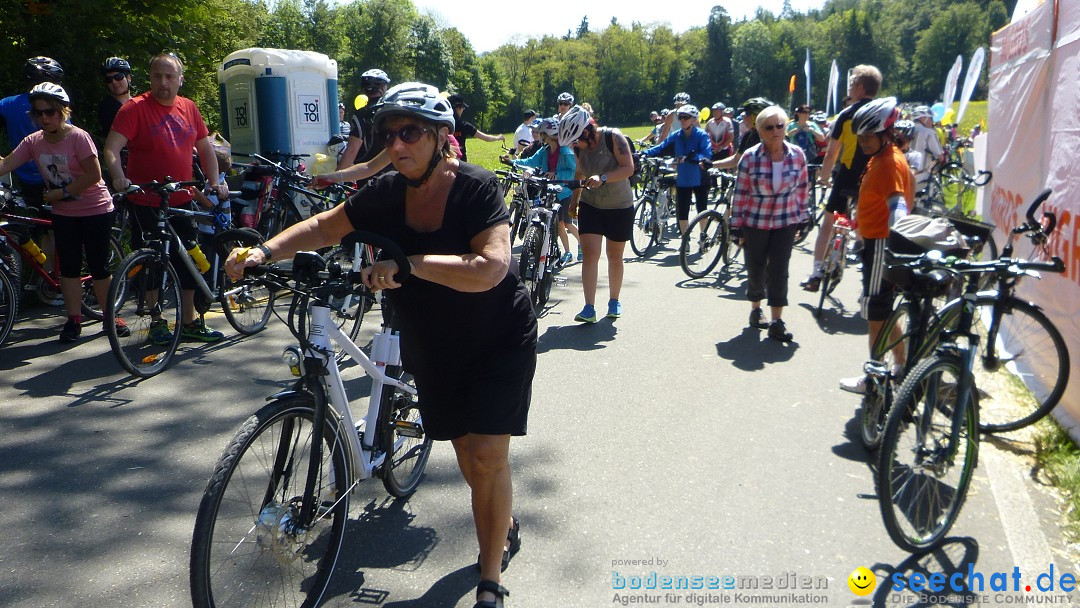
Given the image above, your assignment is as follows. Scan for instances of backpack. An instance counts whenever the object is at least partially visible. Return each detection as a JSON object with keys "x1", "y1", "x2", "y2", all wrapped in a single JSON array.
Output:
[{"x1": 603, "y1": 128, "x2": 641, "y2": 186}]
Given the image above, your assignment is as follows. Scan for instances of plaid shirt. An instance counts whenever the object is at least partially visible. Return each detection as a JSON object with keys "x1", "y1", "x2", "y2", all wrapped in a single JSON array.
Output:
[{"x1": 731, "y1": 141, "x2": 809, "y2": 230}]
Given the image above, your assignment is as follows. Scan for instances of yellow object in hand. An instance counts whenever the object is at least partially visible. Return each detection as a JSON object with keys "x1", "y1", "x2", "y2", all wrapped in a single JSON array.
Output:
[{"x1": 236, "y1": 247, "x2": 252, "y2": 263}]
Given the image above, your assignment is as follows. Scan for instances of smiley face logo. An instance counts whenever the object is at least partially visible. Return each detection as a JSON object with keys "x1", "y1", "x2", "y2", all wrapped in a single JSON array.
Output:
[{"x1": 848, "y1": 567, "x2": 876, "y2": 596}]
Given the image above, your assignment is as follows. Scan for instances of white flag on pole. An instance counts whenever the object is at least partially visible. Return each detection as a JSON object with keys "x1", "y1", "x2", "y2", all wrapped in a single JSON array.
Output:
[
  {"x1": 826, "y1": 60, "x2": 839, "y2": 116},
  {"x1": 943, "y1": 55, "x2": 963, "y2": 110},
  {"x1": 804, "y1": 48, "x2": 811, "y2": 107},
  {"x1": 957, "y1": 47, "x2": 985, "y2": 125}
]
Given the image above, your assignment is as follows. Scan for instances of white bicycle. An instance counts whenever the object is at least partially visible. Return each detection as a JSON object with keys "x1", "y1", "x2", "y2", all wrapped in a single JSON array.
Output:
[{"x1": 189, "y1": 232, "x2": 432, "y2": 608}]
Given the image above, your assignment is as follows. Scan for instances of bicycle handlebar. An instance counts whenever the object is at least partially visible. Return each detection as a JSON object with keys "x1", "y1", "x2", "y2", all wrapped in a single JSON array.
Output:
[{"x1": 888, "y1": 249, "x2": 1065, "y2": 276}]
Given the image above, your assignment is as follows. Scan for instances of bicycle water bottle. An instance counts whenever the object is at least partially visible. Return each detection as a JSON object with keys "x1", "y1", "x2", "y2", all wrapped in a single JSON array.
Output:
[
  {"x1": 19, "y1": 236, "x2": 46, "y2": 265},
  {"x1": 187, "y1": 243, "x2": 212, "y2": 273}
]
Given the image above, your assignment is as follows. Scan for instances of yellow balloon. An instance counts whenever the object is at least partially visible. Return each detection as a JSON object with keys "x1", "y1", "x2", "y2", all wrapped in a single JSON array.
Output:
[
  {"x1": 354, "y1": 94, "x2": 368, "y2": 110},
  {"x1": 942, "y1": 107, "x2": 956, "y2": 126},
  {"x1": 439, "y1": 90, "x2": 451, "y2": 99},
  {"x1": 699, "y1": 107, "x2": 710, "y2": 121}
]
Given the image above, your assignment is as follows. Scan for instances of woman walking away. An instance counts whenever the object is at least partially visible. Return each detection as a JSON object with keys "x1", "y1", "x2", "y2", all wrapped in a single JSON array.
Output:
[
  {"x1": 228, "y1": 82, "x2": 536, "y2": 608},
  {"x1": 561, "y1": 105, "x2": 637, "y2": 323},
  {"x1": 730, "y1": 105, "x2": 810, "y2": 342},
  {"x1": 0, "y1": 83, "x2": 128, "y2": 343}
]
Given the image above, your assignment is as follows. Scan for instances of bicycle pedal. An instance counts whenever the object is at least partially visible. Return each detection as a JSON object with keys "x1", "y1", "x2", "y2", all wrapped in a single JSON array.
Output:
[
  {"x1": 863, "y1": 360, "x2": 888, "y2": 379},
  {"x1": 554, "y1": 277, "x2": 568, "y2": 286},
  {"x1": 392, "y1": 420, "x2": 424, "y2": 438}
]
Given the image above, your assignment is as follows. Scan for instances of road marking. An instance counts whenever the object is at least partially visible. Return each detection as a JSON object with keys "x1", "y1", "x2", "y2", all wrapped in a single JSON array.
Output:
[{"x1": 982, "y1": 445, "x2": 1057, "y2": 577}]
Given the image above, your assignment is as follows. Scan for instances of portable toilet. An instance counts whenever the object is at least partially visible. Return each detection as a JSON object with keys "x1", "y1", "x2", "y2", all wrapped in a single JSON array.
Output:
[{"x1": 217, "y1": 48, "x2": 339, "y2": 159}]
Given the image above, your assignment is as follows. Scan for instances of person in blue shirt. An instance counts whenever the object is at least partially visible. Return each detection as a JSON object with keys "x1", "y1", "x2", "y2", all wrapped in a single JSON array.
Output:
[
  {"x1": 0, "y1": 56, "x2": 65, "y2": 209},
  {"x1": 504, "y1": 117, "x2": 580, "y2": 264},
  {"x1": 643, "y1": 104, "x2": 713, "y2": 236}
]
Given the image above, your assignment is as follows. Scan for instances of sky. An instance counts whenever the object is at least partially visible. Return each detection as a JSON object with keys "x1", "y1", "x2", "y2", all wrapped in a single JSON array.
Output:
[{"x1": 405, "y1": 1, "x2": 827, "y2": 54}]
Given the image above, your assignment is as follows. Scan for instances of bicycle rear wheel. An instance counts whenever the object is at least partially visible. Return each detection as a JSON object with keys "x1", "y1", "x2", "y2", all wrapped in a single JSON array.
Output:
[
  {"x1": 630, "y1": 199, "x2": 659, "y2": 257},
  {"x1": 862, "y1": 304, "x2": 911, "y2": 450},
  {"x1": 974, "y1": 296, "x2": 1069, "y2": 433},
  {"x1": 0, "y1": 264, "x2": 16, "y2": 347},
  {"x1": 877, "y1": 354, "x2": 978, "y2": 553},
  {"x1": 519, "y1": 225, "x2": 544, "y2": 309},
  {"x1": 106, "y1": 250, "x2": 183, "y2": 378},
  {"x1": 190, "y1": 395, "x2": 349, "y2": 608},
  {"x1": 679, "y1": 209, "x2": 727, "y2": 279},
  {"x1": 379, "y1": 366, "x2": 432, "y2": 498}
]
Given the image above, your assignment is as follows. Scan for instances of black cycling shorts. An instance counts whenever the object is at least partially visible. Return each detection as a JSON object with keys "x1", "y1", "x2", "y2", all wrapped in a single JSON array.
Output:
[
  {"x1": 577, "y1": 203, "x2": 634, "y2": 242},
  {"x1": 861, "y1": 238, "x2": 895, "y2": 321},
  {"x1": 52, "y1": 212, "x2": 114, "y2": 279}
]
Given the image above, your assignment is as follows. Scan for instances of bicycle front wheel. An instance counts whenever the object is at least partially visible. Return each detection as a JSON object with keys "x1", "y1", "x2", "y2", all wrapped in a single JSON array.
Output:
[
  {"x1": 81, "y1": 236, "x2": 124, "y2": 321},
  {"x1": 106, "y1": 250, "x2": 183, "y2": 377},
  {"x1": 679, "y1": 209, "x2": 727, "y2": 279},
  {"x1": 379, "y1": 367, "x2": 432, "y2": 498},
  {"x1": 974, "y1": 296, "x2": 1069, "y2": 433},
  {"x1": 630, "y1": 199, "x2": 659, "y2": 257},
  {"x1": 519, "y1": 225, "x2": 544, "y2": 309},
  {"x1": 877, "y1": 354, "x2": 978, "y2": 553},
  {"x1": 0, "y1": 264, "x2": 16, "y2": 347},
  {"x1": 862, "y1": 304, "x2": 912, "y2": 450},
  {"x1": 219, "y1": 229, "x2": 276, "y2": 335},
  {"x1": 190, "y1": 395, "x2": 350, "y2": 608}
]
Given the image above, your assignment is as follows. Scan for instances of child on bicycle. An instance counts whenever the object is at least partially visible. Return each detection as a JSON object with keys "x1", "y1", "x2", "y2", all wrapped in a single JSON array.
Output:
[{"x1": 0, "y1": 83, "x2": 128, "y2": 342}]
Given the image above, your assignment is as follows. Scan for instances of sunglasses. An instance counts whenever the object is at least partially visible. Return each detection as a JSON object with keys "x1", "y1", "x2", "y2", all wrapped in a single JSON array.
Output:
[
  {"x1": 558, "y1": 101, "x2": 570, "y2": 106},
  {"x1": 678, "y1": 115, "x2": 694, "y2": 120},
  {"x1": 383, "y1": 124, "x2": 430, "y2": 145},
  {"x1": 103, "y1": 73, "x2": 127, "y2": 83},
  {"x1": 361, "y1": 78, "x2": 386, "y2": 89},
  {"x1": 31, "y1": 108, "x2": 58, "y2": 118},
  {"x1": 763, "y1": 122, "x2": 786, "y2": 131}
]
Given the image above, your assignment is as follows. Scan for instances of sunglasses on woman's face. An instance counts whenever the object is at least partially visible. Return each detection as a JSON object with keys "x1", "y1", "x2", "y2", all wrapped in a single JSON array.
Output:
[
  {"x1": 383, "y1": 124, "x2": 430, "y2": 145},
  {"x1": 762, "y1": 122, "x2": 786, "y2": 131},
  {"x1": 103, "y1": 73, "x2": 127, "y2": 83},
  {"x1": 31, "y1": 108, "x2": 58, "y2": 118},
  {"x1": 678, "y1": 115, "x2": 694, "y2": 121}
]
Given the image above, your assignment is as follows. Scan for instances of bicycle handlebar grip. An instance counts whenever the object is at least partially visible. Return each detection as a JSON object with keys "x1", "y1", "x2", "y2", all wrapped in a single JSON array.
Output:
[
  {"x1": 340, "y1": 230, "x2": 412, "y2": 283},
  {"x1": 1026, "y1": 188, "x2": 1053, "y2": 227}
]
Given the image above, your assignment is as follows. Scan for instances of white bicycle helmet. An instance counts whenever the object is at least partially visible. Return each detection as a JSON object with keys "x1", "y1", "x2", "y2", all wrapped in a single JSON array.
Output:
[
  {"x1": 677, "y1": 105, "x2": 699, "y2": 119},
  {"x1": 361, "y1": 68, "x2": 390, "y2": 83},
  {"x1": 910, "y1": 105, "x2": 932, "y2": 121},
  {"x1": 25, "y1": 56, "x2": 63, "y2": 83},
  {"x1": 28, "y1": 82, "x2": 70, "y2": 106},
  {"x1": 537, "y1": 117, "x2": 559, "y2": 137},
  {"x1": 557, "y1": 105, "x2": 591, "y2": 147},
  {"x1": 852, "y1": 96, "x2": 899, "y2": 135},
  {"x1": 557, "y1": 91, "x2": 574, "y2": 104},
  {"x1": 673, "y1": 92, "x2": 691, "y2": 104},
  {"x1": 372, "y1": 82, "x2": 455, "y2": 132}
]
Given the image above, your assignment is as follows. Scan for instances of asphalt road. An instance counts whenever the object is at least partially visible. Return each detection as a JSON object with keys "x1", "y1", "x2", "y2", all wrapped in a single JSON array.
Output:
[{"x1": 1, "y1": 233, "x2": 1076, "y2": 608}]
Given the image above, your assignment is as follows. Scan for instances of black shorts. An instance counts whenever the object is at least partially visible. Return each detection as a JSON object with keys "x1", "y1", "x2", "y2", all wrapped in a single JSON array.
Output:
[
  {"x1": 578, "y1": 202, "x2": 634, "y2": 242},
  {"x1": 825, "y1": 187, "x2": 853, "y2": 215},
  {"x1": 411, "y1": 344, "x2": 536, "y2": 441},
  {"x1": 861, "y1": 238, "x2": 895, "y2": 321},
  {"x1": 52, "y1": 212, "x2": 114, "y2": 279}
]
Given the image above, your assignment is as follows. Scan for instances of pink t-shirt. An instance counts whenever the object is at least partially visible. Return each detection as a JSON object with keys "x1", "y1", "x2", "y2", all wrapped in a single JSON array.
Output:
[
  {"x1": 111, "y1": 92, "x2": 209, "y2": 206},
  {"x1": 10, "y1": 127, "x2": 113, "y2": 217}
]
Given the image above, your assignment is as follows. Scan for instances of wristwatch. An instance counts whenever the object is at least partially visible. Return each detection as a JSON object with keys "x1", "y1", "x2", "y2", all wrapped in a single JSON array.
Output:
[
  {"x1": 255, "y1": 244, "x2": 272, "y2": 262},
  {"x1": 599, "y1": 174, "x2": 608, "y2": 184}
]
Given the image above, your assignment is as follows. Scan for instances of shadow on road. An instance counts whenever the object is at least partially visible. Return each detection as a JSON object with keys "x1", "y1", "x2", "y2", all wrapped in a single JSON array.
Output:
[
  {"x1": 799, "y1": 301, "x2": 866, "y2": 335},
  {"x1": 868, "y1": 537, "x2": 981, "y2": 607},
  {"x1": 536, "y1": 319, "x2": 617, "y2": 353},
  {"x1": 715, "y1": 326, "x2": 798, "y2": 370}
]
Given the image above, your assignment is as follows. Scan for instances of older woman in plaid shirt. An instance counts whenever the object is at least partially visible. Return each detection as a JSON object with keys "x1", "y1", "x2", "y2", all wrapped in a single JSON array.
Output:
[{"x1": 731, "y1": 105, "x2": 810, "y2": 342}]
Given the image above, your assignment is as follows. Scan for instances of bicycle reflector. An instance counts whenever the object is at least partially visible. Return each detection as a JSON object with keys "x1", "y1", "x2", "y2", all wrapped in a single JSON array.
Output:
[{"x1": 282, "y1": 346, "x2": 304, "y2": 377}]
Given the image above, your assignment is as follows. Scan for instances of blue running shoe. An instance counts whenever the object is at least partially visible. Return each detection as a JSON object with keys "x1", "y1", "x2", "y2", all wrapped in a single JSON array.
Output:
[
  {"x1": 560, "y1": 251, "x2": 573, "y2": 265},
  {"x1": 606, "y1": 299, "x2": 622, "y2": 319},
  {"x1": 574, "y1": 304, "x2": 597, "y2": 323},
  {"x1": 148, "y1": 319, "x2": 174, "y2": 346}
]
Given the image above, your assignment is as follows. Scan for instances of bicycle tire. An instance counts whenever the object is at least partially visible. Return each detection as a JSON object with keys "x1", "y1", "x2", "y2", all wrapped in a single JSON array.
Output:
[
  {"x1": 379, "y1": 366, "x2": 432, "y2": 498},
  {"x1": 0, "y1": 264, "x2": 16, "y2": 347},
  {"x1": 861, "y1": 303, "x2": 912, "y2": 450},
  {"x1": 219, "y1": 231, "x2": 276, "y2": 336},
  {"x1": 815, "y1": 248, "x2": 837, "y2": 317},
  {"x1": 877, "y1": 354, "x2": 978, "y2": 553},
  {"x1": 509, "y1": 199, "x2": 527, "y2": 244},
  {"x1": 106, "y1": 250, "x2": 184, "y2": 378},
  {"x1": 973, "y1": 296, "x2": 1069, "y2": 433},
  {"x1": 81, "y1": 236, "x2": 124, "y2": 321},
  {"x1": 190, "y1": 395, "x2": 349, "y2": 608},
  {"x1": 630, "y1": 199, "x2": 658, "y2": 257},
  {"x1": 679, "y1": 209, "x2": 727, "y2": 279},
  {"x1": 519, "y1": 225, "x2": 544, "y2": 309}
]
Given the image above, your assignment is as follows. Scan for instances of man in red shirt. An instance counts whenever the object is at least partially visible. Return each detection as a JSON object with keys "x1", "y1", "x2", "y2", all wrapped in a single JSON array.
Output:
[{"x1": 104, "y1": 52, "x2": 229, "y2": 344}]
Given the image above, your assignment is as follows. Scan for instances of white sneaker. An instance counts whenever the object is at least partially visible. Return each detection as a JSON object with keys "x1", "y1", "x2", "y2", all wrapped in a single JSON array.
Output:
[{"x1": 839, "y1": 375, "x2": 868, "y2": 395}]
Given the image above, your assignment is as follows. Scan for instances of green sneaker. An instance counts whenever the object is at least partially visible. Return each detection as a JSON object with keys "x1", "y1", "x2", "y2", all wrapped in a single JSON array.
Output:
[
  {"x1": 182, "y1": 319, "x2": 224, "y2": 343},
  {"x1": 148, "y1": 319, "x2": 174, "y2": 346}
]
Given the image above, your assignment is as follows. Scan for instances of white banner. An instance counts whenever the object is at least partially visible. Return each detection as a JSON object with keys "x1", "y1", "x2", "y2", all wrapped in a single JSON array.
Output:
[
  {"x1": 988, "y1": 0, "x2": 1080, "y2": 437},
  {"x1": 957, "y1": 46, "x2": 985, "y2": 124},
  {"x1": 943, "y1": 55, "x2": 963, "y2": 110},
  {"x1": 825, "y1": 60, "x2": 839, "y2": 116},
  {"x1": 804, "y1": 48, "x2": 811, "y2": 107}
]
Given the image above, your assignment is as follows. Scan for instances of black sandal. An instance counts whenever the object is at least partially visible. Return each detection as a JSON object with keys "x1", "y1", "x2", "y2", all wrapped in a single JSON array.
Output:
[
  {"x1": 474, "y1": 579, "x2": 509, "y2": 608},
  {"x1": 476, "y1": 516, "x2": 521, "y2": 573}
]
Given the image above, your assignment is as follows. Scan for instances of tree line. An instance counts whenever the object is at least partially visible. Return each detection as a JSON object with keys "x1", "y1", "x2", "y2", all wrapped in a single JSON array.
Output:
[{"x1": 0, "y1": 0, "x2": 1010, "y2": 144}]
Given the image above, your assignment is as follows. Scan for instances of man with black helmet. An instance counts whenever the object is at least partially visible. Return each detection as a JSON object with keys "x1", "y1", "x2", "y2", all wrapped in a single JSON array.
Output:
[
  {"x1": 337, "y1": 68, "x2": 390, "y2": 170},
  {"x1": 0, "y1": 56, "x2": 64, "y2": 208},
  {"x1": 448, "y1": 94, "x2": 503, "y2": 163},
  {"x1": 98, "y1": 57, "x2": 133, "y2": 139}
]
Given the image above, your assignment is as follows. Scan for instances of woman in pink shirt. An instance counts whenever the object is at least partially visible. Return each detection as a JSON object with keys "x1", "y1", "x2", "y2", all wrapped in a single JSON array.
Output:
[{"x1": 0, "y1": 83, "x2": 127, "y2": 343}]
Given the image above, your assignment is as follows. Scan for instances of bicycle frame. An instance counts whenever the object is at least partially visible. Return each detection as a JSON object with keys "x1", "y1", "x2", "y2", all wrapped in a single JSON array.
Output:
[{"x1": 526, "y1": 190, "x2": 562, "y2": 284}]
